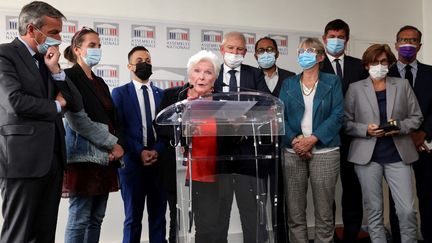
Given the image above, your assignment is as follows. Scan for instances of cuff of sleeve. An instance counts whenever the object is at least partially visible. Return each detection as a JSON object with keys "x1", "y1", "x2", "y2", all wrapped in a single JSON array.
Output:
[
  {"x1": 51, "y1": 70, "x2": 66, "y2": 81},
  {"x1": 54, "y1": 100, "x2": 61, "y2": 113}
]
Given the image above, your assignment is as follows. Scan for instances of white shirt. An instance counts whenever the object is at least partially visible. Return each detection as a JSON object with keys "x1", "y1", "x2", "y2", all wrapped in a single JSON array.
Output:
[
  {"x1": 132, "y1": 80, "x2": 156, "y2": 146},
  {"x1": 396, "y1": 60, "x2": 418, "y2": 87},
  {"x1": 223, "y1": 63, "x2": 241, "y2": 92},
  {"x1": 327, "y1": 53, "x2": 345, "y2": 77},
  {"x1": 263, "y1": 68, "x2": 279, "y2": 93}
]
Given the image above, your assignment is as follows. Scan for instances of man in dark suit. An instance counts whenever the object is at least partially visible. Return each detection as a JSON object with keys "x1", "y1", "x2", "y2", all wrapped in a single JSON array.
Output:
[
  {"x1": 254, "y1": 36, "x2": 295, "y2": 97},
  {"x1": 0, "y1": 1, "x2": 82, "y2": 242},
  {"x1": 254, "y1": 36, "x2": 295, "y2": 243},
  {"x1": 320, "y1": 19, "x2": 368, "y2": 243},
  {"x1": 388, "y1": 25, "x2": 432, "y2": 243},
  {"x1": 112, "y1": 46, "x2": 167, "y2": 243},
  {"x1": 213, "y1": 31, "x2": 270, "y2": 243}
]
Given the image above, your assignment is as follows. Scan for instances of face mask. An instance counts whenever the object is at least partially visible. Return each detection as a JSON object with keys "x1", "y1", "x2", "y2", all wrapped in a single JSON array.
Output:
[
  {"x1": 34, "y1": 27, "x2": 61, "y2": 54},
  {"x1": 257, "y1": 52, "x2": 276, "y2": 69},
  {"x1": 224, "y1": 53, "x2": 244, "y2": 68},
  {"x1": 297, "y1": 52, "x2": 317, "y2": 70},
  {"x1": 82, "y1": 48, "x2": 101, "y2": 67},
  {"x1": 368, "y1": 64, "x2": 388, "y2": 80},
  {"x1": 135, "y1": 62, "x2": 152, "y2": 81},
  {"x1": 326, "y1": 38, "x2": 345, "y2": 55},
  {"x1": 398, "y1": 44, "x2": 417, "y2": 59}
]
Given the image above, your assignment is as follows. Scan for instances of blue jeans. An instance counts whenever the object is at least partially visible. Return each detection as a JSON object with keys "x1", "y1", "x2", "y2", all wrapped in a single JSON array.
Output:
[{"x1": 65, "y1": 194, "x2": 109, "y2": 243}]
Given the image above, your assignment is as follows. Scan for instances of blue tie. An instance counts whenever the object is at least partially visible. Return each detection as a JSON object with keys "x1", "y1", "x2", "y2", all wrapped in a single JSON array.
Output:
[
  {"x1": 228, "y1": 69, "x2": 238, "y2": 92},
  {"x1": 141, "y1": 85, "x2": 155, "y2": 148}
]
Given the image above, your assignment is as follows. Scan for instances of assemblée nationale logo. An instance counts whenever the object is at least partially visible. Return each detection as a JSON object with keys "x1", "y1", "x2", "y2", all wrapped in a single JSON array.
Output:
[
  {"x1": 151, "y1": 68, "x2": 186, "y2": 89},
  {"x1": 269, "y1": 34, "x2": 289, "y2": 55},
  {"x1": 201, "y1": 29, "x2": 223, "y2": 51},
  {"x1": 5, "y1": 16, "x2": 18, "y2": 40},
  {"x1": 243, "y1": 32, "x2": 256, "y2": 53},
  {"x1": 95, "y1": 64, "x2": 119, "y2": 89},
  {"x1": 166, "y1": 27, "x2": 190, "y2": 49},
  {"x1": 94, "y1": 22, "x2": 119, "y2": 46},
  {"x1": 61, "y1": 20, "x2": 78, "y2": 44},
  {"x1": 131, "y1": 25, "x2": 156, "y2": 48}
]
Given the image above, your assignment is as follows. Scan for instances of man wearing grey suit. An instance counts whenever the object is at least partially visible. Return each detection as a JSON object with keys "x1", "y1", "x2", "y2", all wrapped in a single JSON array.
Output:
[{"x1": 0, "y1": 1, "x2": 82, "y2": 242}]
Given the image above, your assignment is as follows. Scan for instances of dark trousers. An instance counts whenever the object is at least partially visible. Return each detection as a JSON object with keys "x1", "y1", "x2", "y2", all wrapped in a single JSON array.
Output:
[
  {"x1": 192, "y1": 181, "x2": 220, "y2": 243},
  {"x1": 166, "y1": 190, "x2": 177, "y2": 243},
  {"x1": 269, "y1": 158, "x2": 289, "y2": 243},
  {"x1": 119, "y1": 166, "x2": 167, "y2": 243},
  {"x1": 215, "y1": 173, "x2": 266, "y2": 243},
  {"x1": 389, "y1": 152, "x2": 432, "y2": 243},
  {"x1": 0, "y1": 154, "x2": 63, "y2": 243},
  {"x1": 335, "y1": 142, "x2": 363, "y2": 243}
]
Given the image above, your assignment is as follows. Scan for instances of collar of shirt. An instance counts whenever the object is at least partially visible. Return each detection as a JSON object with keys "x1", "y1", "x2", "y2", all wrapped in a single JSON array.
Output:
[
  {"x1": 397, "y1": 59, "x2": 418, "y2": 74},
  {"x1": 17, "y1": 36, "x2": 36, "y2": 57},
  {"x1": 223, "y1": 63, "x2": 241, "y2": 75},
  {"x1": 132, "y1": 79, "x2": 152, "y2": 92},
  {"x1": 327, "y1": 53, "x2": 345, "y2": 64}
]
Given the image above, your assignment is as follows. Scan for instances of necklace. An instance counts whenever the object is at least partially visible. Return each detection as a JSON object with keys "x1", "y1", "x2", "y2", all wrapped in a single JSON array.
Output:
[{"x1": 300, "y1": 80, "x2": 318, "y2": 96}]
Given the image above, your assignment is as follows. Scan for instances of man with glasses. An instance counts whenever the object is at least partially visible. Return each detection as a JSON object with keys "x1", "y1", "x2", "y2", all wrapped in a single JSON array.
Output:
[
  {"x1": 388, "y1": 25, "x2": 432, "y2": 243},
  {"x1": 320, "y1": 19, "x2": 368, "y2": 243},
  {"x1": 112, "y1": 46, "x2": 167, "y2": 243},
  {"x1": 254, "y1": 37, "x2": 295, "y2": 97},
  {"x1": 0, "y1": 1, "x2": 82, "y2": 242},
  {"x1": 254, "y1": 36, "x2": 295, "y2": 243},
  {"x1": 214, "y1": 31, "x2": 270, "y2": 243}
]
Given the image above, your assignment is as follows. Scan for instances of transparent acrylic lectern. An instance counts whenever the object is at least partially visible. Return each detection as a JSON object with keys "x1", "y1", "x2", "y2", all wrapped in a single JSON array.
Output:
[{"x1": 156, "y1": 92, "x2": 285, "y2": 243}]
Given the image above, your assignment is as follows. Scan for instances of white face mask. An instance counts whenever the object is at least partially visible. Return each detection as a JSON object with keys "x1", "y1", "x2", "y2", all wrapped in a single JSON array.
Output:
[
  {"x1": 224, "y1": 53, "x2": 244, "y2": 68},
  {"x1": 368, "y1": 64, "x2": 389, "y2": 80}
]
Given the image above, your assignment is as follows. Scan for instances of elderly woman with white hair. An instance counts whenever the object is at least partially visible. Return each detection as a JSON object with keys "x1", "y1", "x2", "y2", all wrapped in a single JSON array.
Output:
[{"x1": 155, "y1": 50, "x2": 221, "y2": 243}]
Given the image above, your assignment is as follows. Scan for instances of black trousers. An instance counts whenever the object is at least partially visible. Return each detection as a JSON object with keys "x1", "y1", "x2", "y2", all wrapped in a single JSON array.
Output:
[
  {"x1": 335, "y1": 141, "x2": 364, "y2": 243},
  {"x1": 0, "y1": 154, "x2": 63, "y2": 243},
  {"x1": 389, "y1": 152, "x2": 432, "y2": 243},
  {"x1": 215, "y1": 173, "x2": 267, "y2": 243}
]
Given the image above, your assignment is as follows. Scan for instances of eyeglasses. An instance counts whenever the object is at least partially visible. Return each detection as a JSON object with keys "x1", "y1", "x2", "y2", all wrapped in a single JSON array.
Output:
[
  {"x1": 398, "y1": 38, "x2": 419, "y2": 44},
  {"x1": 370, "y1": 59, "x2": 389, "y2": 66},
  {"x1": 256, "y1": 47, "x2": 276, "y2": 55},
  {"x1": 297, "y1": 47, "x2": 316, "y2": 55}
]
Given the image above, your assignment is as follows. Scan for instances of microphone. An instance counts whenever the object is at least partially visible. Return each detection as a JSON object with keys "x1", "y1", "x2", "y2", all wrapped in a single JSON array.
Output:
[
  {"x1": 221, "y1": 83, "x2": 259, "y2": 93},
  {"x1": 177, "y1": 83, "x2": 194, "y2": 101}
]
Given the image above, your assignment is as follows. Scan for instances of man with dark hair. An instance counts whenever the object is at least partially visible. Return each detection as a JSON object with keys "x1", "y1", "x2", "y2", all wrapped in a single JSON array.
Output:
[
  {"x1": 0, "y1": 1, "x2": 82, "y2": 242},
  {"x1": 321, "y1": 18, "x2": 368, "y2": 243},
  {"x1": 254, "y1": 36, "x2": 294, "y2": 243},
  {"x1": 254, "y1": 36, "x2": 295, "y2": 97},
  {"x1": 388, "y1": 25, "x2": 432, "y2": 243},
  {"x1": 112, "y1": 46, "x2": 167, "y2": 243}
]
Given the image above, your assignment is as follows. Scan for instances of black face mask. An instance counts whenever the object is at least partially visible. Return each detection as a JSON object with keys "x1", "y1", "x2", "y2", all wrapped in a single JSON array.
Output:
[{"x1": 134, "y1": 62, "x2": 152, "y2": 81}]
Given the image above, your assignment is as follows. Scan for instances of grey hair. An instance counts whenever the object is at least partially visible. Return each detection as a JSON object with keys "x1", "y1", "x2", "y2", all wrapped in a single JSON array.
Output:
[
  {"x1": 221, "y1": 31, "x2": 246, "y2": 46},
  {"x1": 18, "y1": 1, "x2": 65, "y2": 35},
  {"x1": 298, "y1": 37, "x2": 325, "y2": 55},
  {"x1": 187, "y1": 50, "x2": 221, "y2": 78}
]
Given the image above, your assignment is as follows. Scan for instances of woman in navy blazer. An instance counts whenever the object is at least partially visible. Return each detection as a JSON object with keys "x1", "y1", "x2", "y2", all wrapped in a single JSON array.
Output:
[{"x1": 279, "y1": 38, "x2": 344, "y2": 243}]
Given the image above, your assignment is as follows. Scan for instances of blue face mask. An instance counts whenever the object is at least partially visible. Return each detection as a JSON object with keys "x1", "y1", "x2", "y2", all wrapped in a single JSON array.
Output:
[
  {"x1": 257, "y1": 52, "x2": 276, "y2": 69},
  {"x1": 326, "y1": 38, "x2": 345, "y2": 55},
  {"x1": 297, "y1": 52, "x2": 317, "y2": 70},
  {"x1": 82, "y1": 48, "x2": 102, "y2": 67},
  {"x1": 34, "y1": 27, "x2": 61, "y2": 54}
]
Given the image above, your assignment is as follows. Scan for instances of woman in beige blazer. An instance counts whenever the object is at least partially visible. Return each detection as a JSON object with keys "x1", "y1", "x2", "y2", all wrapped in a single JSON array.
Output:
[{"x1": 344, "y1": 44, "x2": 423, "y2": 243}]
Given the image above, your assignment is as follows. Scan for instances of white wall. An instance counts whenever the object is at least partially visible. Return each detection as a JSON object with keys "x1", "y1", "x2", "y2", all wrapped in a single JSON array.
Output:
[{"x1": 0, "y1": 1, "x2": 429, "y2": 242}]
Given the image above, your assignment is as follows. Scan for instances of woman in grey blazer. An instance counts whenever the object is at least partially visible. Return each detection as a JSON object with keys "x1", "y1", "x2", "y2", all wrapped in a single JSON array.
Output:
[{"x1": 344, "y1": 44, "x2": 423, "y2": 243}]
